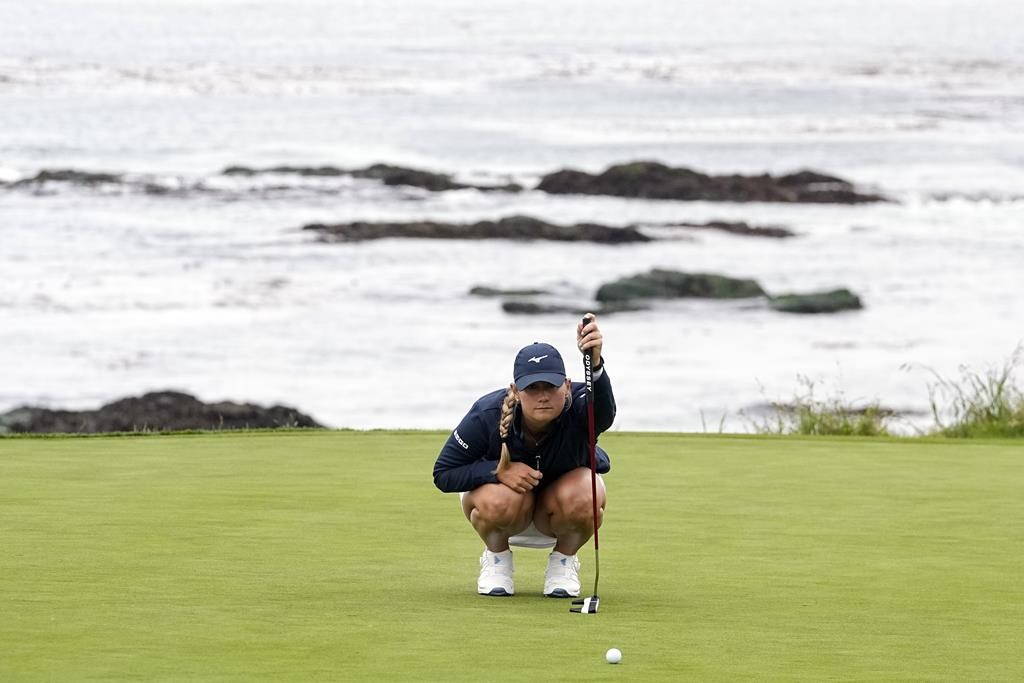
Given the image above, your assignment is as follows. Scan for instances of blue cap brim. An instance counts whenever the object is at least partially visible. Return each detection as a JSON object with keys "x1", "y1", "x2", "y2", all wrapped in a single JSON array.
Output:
[{"x1": 515, "y1": 372, "x2": 566, "y2": 390}]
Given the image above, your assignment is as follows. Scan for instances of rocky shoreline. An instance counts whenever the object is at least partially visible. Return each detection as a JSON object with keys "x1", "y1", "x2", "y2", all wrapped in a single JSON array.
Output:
[
  {"x1": 0, "y1": 392, "x2": 323, "y2": 435},
  {"x1": 3, "y1": 160, "x2": 886, "y2": 205},
  {"x1": 2, "y1": 159, "x2": 873, "y2": 430}
]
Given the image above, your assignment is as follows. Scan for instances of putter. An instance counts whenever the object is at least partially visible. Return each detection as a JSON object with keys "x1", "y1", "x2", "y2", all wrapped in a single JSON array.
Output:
[{"x1": 571, "y1": 315, "x2": 601, "y2": 615}]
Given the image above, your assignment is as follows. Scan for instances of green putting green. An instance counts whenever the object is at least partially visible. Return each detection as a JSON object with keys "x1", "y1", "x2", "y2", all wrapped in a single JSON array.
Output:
[{"x1": 1, "y1": 432, "x2": 1022, "y2": 680}]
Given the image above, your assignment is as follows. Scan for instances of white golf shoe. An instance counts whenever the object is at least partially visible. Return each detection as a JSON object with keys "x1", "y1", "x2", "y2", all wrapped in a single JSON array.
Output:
[
  {"x1": 544, "y1": 551, "x2": 581, "y2": 598},
  {"x1": 478, "y1": 549, "x2": 514, "y2": 596}
]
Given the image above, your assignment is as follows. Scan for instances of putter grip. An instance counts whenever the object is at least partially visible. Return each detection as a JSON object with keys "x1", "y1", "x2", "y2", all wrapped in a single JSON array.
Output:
[
  {"x1": 581, "y1": 316, "x2": 594, "y2": 391},
  {"x1": 581, "y1": 314, "x2": 594, "y2": 363}
]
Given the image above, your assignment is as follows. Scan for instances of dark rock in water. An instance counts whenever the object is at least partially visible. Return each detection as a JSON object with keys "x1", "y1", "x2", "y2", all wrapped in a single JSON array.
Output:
[
  {"x1": 596, "y1": 269, "x2": 767, "y2": 302},
  {"x1": 305, "y1": 215, "x2": 652, "y2": 244},
  {"x1": 668, "y1": 221, "x2": 796, "y2": 238},
  {"x1": 222, "y1": 163, "x2": 522, "y2": 192},
  {"x1": 0, "y1": 391, "x2": 323, "y2": 434},
  {"x1": 350, "y1": 164, "x2": 521, "y2": 192},
  {"x1": 470, "y1": 286, "x2": 550, "y2": 297},
  {"x1": 536, "y1": 161, "x2": 886, "y2": 204},
  {"x1": 594, "y1": 300, "x2": 651, "y2": 315},
  {"x1": 9, "y1": 169, "x2": 123, "y2": 187},
  {"x1": 502, "y1": 301, "x2": 578, "y2": 315},
  {"x1": 775, "y1": 170, "x2": 847, "y2": 187},
  {"x1": 769, "y1": 289, "x2": 864, "y2": 314},
  {"x1": 350, "y1": 163, "x2": 523, "y2": 192},
  {"x1": 353, "y1": 164, "x2": 524, "y2": 192},
  {"x1": 501, "y1": 300, "x2": 649, "y2": 316},
  {"x1": 223, "y1": 165, "x2": 348, "y2": 177},
  {"x1": 351, "y1": 163, "x2": 467, "y2": 191}
]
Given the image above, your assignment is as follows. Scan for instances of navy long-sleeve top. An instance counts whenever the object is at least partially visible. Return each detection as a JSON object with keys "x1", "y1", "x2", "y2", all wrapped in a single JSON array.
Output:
[{"x1": 433, "y1": 366, "x2": 616, "y2": 493}]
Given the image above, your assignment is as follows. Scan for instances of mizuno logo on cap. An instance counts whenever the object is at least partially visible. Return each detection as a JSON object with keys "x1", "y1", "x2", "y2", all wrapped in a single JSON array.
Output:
[{"x1": 528, "y1": 355, "x2": 548, "y2": 363}]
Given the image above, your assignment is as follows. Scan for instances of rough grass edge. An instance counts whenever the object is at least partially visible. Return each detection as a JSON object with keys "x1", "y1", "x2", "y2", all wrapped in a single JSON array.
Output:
[
  {"x1": 927, "y1": 344, "x2": 1024, "y2": 438},
  {"x1": 745, "y1": 375, "x2": 892, "y2": 437}
]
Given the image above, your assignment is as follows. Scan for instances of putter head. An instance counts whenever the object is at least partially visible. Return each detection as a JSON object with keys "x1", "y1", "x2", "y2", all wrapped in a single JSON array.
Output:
[{"x1": 570, "y1": 595, "x2": 600, "y2": 614}]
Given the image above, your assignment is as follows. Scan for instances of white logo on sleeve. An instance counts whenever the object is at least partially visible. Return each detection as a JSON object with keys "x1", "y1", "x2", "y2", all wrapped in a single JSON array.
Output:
[
  {"x1": 528, "y1": 355, "x2": 548, "y2": 363},
  {"x1": 453, "y1": 429, "x2": 469, "y2": 450}
]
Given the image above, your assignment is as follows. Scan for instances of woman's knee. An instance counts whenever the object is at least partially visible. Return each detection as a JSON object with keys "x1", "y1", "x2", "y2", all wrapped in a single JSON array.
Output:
[
  {"x1": 467, "y1": 484, "x2": 534, "y2": 525},
  {"x1": 541, "y1": 468, "x2": 607, "y2": 523}
]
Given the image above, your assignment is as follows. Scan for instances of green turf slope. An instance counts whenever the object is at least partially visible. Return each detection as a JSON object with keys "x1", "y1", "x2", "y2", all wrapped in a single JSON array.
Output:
[{"x1": 1, "y1": 432, "x2": 1022, "y2": 681}]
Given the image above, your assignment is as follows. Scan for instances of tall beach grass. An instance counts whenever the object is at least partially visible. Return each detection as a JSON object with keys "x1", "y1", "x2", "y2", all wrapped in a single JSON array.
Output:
[
  {"x1": 749, "y1": 375, "x2": 892, "y2": 437},
  {"x1": 928, "y1": 345, "x2": 1024, "y2": 438},
  {"x1": 751, "y1": 345, "x2": 1024, "y2": 438}
]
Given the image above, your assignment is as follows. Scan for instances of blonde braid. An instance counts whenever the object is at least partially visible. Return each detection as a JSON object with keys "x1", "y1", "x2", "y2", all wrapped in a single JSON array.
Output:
[{"x1": 495, "y1": 385, "x2": 518, "y2": 472}]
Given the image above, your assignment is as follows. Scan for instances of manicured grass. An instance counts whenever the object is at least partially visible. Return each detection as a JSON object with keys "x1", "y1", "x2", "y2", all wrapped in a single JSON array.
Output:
[{"x1": 2, "y1": 432, "x2": 1022, "y2": 681}]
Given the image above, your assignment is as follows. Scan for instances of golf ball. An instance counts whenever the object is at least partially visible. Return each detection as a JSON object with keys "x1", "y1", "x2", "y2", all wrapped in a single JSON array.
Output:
[{"x1": 605, "y1": 648, "x2": 622, "y2": 664}]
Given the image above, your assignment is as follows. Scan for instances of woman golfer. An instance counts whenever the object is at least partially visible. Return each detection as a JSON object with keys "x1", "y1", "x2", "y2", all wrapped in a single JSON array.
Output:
[{"x1": 433, "y1": 315, "x2": 615, "y2": 597}]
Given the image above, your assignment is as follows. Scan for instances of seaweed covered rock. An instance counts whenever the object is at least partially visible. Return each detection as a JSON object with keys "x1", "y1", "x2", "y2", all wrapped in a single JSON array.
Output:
[
  {"x1": 0, "y1": 391, "x2": 323, "y2": 434},
  {"x1": 537, "y1": 161, "x2": 885, "y2": 204},
  {"x1": 305, "y1": 215, "x2": 652, "y2": 244},
  {"x1": 596, "y1": 269, "x2": 766, "y2": 302},
  {"x1": 501, "y1": 300, "x2": 649, "y2": 316},
  {"x1": 223, "y1": 163, "x2": 521, "y2": 192},
  {"x1": 668, "y1": 220, "x2": 796, "y2": 238},
  {"x1": 352, "y1": 163, "x2": 473, "y2": 191},
  {"x1": 223, "y1": 165, "x2": 348, "y2": 177},
  {"x1": 501, "y1": 301, "x2": 578, "y2": 315},
  {"x1": 769, "y1": 289, "x2": 864, "y2": 314},
  {"x1": 470, "y1": 286, "x2": 551, "y2": 297},
  {"x1": 7, "y1": 169, "x2": 123, "y2": 187}
]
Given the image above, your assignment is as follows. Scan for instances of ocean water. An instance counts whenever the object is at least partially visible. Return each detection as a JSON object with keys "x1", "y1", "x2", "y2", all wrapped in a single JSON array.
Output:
[{"x1": 1, "y1": 0, "x2": 1022, "y2": 432}]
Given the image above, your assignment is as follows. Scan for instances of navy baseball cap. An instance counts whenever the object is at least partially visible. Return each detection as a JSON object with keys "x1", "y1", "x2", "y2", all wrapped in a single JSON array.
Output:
[{"x1": 513, "y1": 342, "x2": 566, "y2": 389}]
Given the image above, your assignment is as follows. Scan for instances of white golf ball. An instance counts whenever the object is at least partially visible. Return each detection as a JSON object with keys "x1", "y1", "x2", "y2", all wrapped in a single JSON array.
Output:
[{"x1": 605, "y1": 648, "x2": 622, "y2": 664}]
